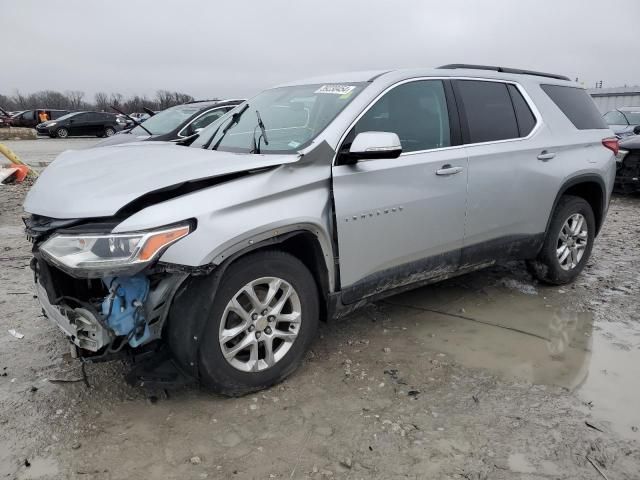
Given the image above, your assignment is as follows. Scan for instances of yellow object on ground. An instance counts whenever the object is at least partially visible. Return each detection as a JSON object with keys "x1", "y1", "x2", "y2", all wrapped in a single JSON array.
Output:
[{"x1": 0, "y1": 143, "x2": 38, "y2": 178}]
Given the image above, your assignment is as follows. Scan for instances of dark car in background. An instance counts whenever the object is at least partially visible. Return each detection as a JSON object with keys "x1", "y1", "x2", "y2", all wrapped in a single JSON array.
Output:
[
  {"x1": 10, "y1": 109, "x2": 70, "y2": 128},
  {"x1": 36, "y1": 111, "x2": 125, "y2": 138},
  {"x1": 615, "y1": 134, "x2": 640, "y2": 193},
  {"x1": 603, "y1": 106, "x2": 640, "y2": 138},
  {"x1": 96, "y1": 99, "x2": 243, "y2": 147}
]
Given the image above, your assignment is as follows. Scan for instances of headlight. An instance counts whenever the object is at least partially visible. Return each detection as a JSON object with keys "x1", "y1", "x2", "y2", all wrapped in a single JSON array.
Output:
[
  {"x1": 48, "y1": 122, "x2": 57, "y2": 127},
  {"x1": 40, "y1": 224, "x2": 191, "y2": 273},
  {"x1": 616, "y1": 149, "x2": 629, "y2": 163}
]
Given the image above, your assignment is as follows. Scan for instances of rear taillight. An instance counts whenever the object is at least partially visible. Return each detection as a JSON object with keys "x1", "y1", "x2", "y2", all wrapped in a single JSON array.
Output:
[{"x1": 602, "y1": 137, "x2": 619, "y2": 155}]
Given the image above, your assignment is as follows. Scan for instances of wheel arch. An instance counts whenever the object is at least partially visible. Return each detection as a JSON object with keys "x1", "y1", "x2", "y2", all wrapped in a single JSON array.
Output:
[
  {"x1": 214, "y1": 229, "x2": 332, "y2": 320},
  {"x1": 165, "y1": 229, "x2": 332, "y2": 380},
  {"x1": 546, "y1": 174, "x2": 607, "y2": 236}
]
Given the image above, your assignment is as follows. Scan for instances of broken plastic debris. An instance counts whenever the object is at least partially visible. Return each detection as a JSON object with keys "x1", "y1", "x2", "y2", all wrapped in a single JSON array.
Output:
[{"x1": 8, "y1": 329, "x2": 24, "y2": 339}]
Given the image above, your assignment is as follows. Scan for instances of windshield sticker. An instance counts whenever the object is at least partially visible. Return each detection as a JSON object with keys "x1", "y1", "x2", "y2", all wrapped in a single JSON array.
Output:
[
  {"x1": 288, "y1": 140, "x2": 301, "y2": 148},
  {"x1": 315, "y1": 85, "x2": 356, "y2": 95}
]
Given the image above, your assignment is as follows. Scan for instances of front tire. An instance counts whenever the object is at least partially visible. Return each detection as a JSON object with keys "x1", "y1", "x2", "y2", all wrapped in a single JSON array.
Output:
[
  {"x1": 104, "y1": 126, "x2": 116, "y2": 137},
  {"x1": 55, "y1": 127, "x2": 68, "y2": 138},
  {"x1": 527, "y1": 195, "x2": 595, "y2": 285},
  {"x1": 196, "y1": 251, "x2": 319, "y2": 396}
]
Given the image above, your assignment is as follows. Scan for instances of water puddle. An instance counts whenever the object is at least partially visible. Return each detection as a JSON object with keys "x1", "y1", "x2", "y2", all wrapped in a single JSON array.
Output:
[{"x1": 387, "y1": 275, "x2": 640, "y2": 439}]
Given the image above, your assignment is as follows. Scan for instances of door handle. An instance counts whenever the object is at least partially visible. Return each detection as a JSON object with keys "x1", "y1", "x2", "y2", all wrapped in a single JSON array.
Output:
[
  {"x1": 537, "y1": 150, "x2": 556, "y2": 161},
  {"x1": 435, "y1": 164, "x2": 464, "y2": 176}
]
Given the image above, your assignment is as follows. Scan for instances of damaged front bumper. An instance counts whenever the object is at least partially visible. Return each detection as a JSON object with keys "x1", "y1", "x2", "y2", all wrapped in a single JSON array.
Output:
[
  {"x1": 32, "y1": 254, "x2": 187, "y2": 357},
  {"x1": 24, "y1": 214, "x2": 195, "y2": 357}
]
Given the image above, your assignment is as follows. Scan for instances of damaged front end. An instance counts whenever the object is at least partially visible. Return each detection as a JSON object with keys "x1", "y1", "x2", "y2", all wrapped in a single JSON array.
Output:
[{"x1": 26, "y1": 214, "x2": 193, "y2": 386}]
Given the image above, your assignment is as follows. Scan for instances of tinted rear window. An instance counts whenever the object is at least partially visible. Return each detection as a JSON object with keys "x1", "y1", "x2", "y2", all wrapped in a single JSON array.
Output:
[
  {"x1": 541, "y1": 85, "x2": 606, "y2": 130},
  {"x1": 455, "y1": 80, "x2": 519, "y2": 143}
]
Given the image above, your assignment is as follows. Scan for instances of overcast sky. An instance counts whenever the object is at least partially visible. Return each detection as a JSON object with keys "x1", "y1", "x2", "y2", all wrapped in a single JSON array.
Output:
[{"x1": 4, "y1": 0, "x2": 639, "y2": 100}]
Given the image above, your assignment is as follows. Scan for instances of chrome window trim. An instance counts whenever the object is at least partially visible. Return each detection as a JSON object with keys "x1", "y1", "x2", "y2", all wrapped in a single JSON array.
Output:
[
  {"x1": 177, "y1": 106, "x2": 229, "y2": 138},
  {"x1": 332, "y1": 76, "x2": 543, "y2": 165}
]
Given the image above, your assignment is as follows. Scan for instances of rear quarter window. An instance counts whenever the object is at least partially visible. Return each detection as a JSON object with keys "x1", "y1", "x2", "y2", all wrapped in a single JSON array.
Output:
[
  {"x1": 541, "y1": 84, "x2": 606, "y2": 130},
  {"x1": 507, "y1": 84, "x2": 537, "y2": 137}
]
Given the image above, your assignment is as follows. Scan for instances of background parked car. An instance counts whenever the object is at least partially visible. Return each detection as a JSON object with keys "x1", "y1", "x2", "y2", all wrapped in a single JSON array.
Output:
[
  {"x1": 36, "y1": 111, "x2": 124, "y2": 138},
  {"x1": 615, "y1": 133, "x2": 640, "y2": 193},
  {"x1": 10, "y1": 109, "x2": 70, "y2": 128},
  {"x1": 121, "y1": 112, "x2": 151, "y2": 129},
  {"x1": 95, "y1": 99, "x2": 243, "y2": 147},
  {"x1": 0, "y1": 107, "x2": 11, "y2": 128},
  {"x1": 602, "y1": 106, "x2": 640, "y2": 138}
]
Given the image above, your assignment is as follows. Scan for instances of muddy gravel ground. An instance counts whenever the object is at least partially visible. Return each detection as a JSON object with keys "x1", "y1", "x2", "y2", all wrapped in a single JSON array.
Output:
[{"x1": 1, "y1": 142, "x2": 639, "y2": 479}]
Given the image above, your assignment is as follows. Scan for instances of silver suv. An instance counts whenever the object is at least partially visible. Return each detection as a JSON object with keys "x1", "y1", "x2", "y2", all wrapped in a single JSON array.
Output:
[{"x1": 24, "y1": 64, "x2": 617, "y2": 395}]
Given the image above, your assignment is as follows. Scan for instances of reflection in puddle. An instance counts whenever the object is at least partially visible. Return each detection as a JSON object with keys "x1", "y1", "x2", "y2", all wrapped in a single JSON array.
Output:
[{"x1": 387, "y1": 277, "x2": 640, "y2": 439}]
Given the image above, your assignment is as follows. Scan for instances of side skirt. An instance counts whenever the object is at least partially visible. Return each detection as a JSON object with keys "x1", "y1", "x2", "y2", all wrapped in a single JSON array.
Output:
[{"x1": 330, "y1": 233, "x2": 544, "y2": 319}]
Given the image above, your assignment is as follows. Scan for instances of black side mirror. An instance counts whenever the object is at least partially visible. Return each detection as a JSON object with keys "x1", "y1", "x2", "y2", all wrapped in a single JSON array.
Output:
[{"x1": 633, "y1": 125, "x2": 640, "y2": 135}]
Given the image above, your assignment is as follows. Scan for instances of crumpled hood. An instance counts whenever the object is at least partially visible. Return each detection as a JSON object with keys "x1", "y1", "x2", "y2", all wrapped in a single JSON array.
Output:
[{"x1": 24, "y1": 142, "x2": 299, "y2": 219}]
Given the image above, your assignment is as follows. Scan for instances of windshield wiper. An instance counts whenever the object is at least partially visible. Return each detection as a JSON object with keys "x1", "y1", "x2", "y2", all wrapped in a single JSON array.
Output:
[
  {"x1": 204, "y1": 103, "x2": 249, "y2": 150},
  {"x1": 251, "y1": 110, "x2": 270, "y2": 154},
  {"x1": 110, "y1": 105, "x2": 153, "y2": 136}
]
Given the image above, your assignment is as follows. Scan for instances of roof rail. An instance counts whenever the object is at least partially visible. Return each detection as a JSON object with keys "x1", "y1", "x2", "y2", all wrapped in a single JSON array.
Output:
[{"x1": 437, "y1": 64, "x2": 571, "y2": 82}]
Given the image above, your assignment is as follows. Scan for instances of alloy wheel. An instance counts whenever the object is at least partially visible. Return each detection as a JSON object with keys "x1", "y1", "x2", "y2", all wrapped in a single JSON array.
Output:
[
  {"x1": 556, "y1": 213, "x2": 588, "y2": 270},
  {"x1": 218, "y1": 277, "x2": 302, "y2": 372}
]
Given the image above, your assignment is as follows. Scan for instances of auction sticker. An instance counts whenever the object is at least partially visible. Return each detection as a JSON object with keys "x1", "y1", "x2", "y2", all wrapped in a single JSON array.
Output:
[{"x1": 315, "y1": 85, "x2": 356, "y2": 95}]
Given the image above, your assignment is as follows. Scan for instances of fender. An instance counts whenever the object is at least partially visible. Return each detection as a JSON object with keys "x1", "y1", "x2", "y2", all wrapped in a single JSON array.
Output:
[
  {"x1": 544, "y1": 173, "x2": 607, "y2": 236},
  {"x1": 208, "y1": 223, "x2": 335, "y2": 292}
]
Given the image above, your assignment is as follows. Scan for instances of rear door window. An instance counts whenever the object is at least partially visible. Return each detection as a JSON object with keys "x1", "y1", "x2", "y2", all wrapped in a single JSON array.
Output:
[
  {"x1": 541, "y1": 84, "x2": 607, "y2": 130},
  {"x1": 454, "y1": 80, "x2": 519, "y2": 143}
]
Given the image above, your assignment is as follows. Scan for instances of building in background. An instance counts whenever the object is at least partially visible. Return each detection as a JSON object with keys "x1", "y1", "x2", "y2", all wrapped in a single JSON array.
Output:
[{"x1": 588, "y1": 86, "x2": 640, "y2": 113}]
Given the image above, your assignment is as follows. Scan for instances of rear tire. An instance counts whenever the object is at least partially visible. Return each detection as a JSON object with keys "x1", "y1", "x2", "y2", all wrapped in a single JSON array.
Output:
[
  {"x1": 527, "y1": 195, "x2": 595, "y2": 285},
  {"x1": 195, "y1": 250, "x2": 319, "y2": 396},
  {"x1": 55, "y1": 127, "x2": 68, "y2": 138}
]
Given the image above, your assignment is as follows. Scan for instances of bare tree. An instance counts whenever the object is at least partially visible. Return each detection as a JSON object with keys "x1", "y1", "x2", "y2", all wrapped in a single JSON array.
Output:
[
  {"x1": 1, "y1": 89, "x2": 198, "y2": 113},
  {"x1": 109, "y1": 92, "x2": 124, "y2": 108},
  {"x1": 94, "y1": 92, "x2": 110, "y2": 112},
  {"x1": 13, "y1": 90, "x2": 29, "y2": 109},
  {"x1": 65, "y1": 90, "x2": 85, "y2": 109}
]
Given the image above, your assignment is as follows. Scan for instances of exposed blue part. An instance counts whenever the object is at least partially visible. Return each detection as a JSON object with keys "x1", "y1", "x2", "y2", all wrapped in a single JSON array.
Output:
[{"x1": 101, "y1": 275, "x2": 151, "y2": 348}]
